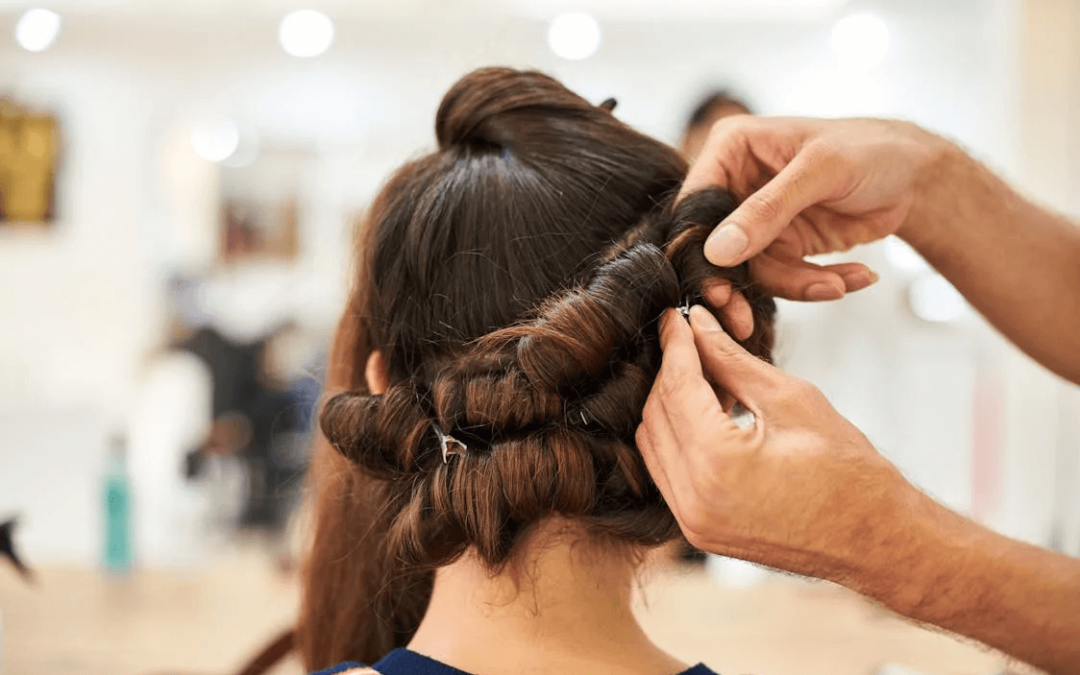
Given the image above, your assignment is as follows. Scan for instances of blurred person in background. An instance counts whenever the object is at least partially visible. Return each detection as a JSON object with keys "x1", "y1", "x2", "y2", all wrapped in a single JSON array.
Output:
[
  {"x1": 640, "y1": 115, "x2": 1080, "y2": 675},
  {"x1": 679, "y1": 89, "x2": 753, "y2": 163},
  {"x1": 0, "y1": 517, "x2": 30, "y2": 582},
  {"x1": 181, "y1": 320, "x2": 319, "y2": 569},
  {"x1": 298, "y1": 68, "x2": 785, "y2": 675}
]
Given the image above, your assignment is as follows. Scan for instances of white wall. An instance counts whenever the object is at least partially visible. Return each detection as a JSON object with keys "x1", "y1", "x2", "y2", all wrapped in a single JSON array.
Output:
[{"x1": 1, "y1": 0, "x2": 1076, "y2": 565}]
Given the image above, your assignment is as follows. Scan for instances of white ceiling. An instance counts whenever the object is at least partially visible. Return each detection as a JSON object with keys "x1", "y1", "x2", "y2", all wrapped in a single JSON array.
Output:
[{"x1": 0, "y1": 0, "x2": 852, "y2": 21}]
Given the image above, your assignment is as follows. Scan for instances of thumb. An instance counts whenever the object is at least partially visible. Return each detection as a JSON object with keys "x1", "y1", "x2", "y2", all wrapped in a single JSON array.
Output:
[
  {"x1": 704, "y1": 148, "x2": 837, "y2": 267},
  {"x1": 687, "y1": 305, "x2": 790, "y2": 412}
]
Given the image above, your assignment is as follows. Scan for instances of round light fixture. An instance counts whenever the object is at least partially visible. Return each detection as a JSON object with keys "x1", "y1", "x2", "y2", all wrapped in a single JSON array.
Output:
[
  {"x1": 190, "y1": 116, "x2": 240, "y2": 163},
  {"x1": 908, "y1": 273, "x2": 967, "y2": 323},
  {"x1": 15, "y1": 8, "x2": 61, "y2": 52},
  {"x1": 220, "y1": 124, "x2": 260, "y2": 168},
  {"x1": 547, "y1": 12, "x2": 601, "y2": 61},
  {"x1": 830, "y1": 13, "x2": 890, "y2": 73},
  {"x1": 278, "y1": 10, "x2": 335, "y2": 58}
]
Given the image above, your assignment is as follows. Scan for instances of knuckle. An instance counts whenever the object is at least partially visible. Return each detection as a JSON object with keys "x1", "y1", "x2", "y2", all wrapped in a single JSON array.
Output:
[
  {"x1": 804, "y1": 140, "x2": 847, "y2": 172},
  {"x1": 708, "y1": 340, "x2": 751, "y2": 373},
  {"x1": 795, "y1": 378, "x2": 821, "y2": 400},
  {"x1": 748, "y1": 193, "x2": 785, "y2": 226},
  {"x1": 680, "y1": 510, "x2": 714, "y2": 549},
  {"x1": 656, "y1": 368, "x2": 687, "y2": 400},
  {"x1": 682, "y1": 528, "x2": 707, "y2": 551},
  {"x1": 634, "y1": 424, "x2": 651, "y2": 450},
  {"x1": 781, "y1": 377, "x2": 819, "y2": 404},
  {"x1": 800, "y1": 380, "x2": 829, "y2": 405},
  {"x1": 640, "y1": 390, "x2": 658, "y2": 418},
  {"x1": 708, "y1": 114, "x2": 750, "y2": 142}
]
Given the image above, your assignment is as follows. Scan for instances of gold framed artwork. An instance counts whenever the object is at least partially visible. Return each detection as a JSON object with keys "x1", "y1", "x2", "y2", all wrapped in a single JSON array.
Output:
[{"x1": 0, "y1": 97, "x2": 60, "y2": 225}]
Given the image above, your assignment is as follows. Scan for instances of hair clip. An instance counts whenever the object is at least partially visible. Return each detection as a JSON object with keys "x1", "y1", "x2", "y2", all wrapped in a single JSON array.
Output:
[
  {"x1": 434, "y1": 424, "x2": 467, "y2": 464},
  {"x1": 675, "y1": 299, "x2": 692, "y2": 319},
  {"x1": 599, "y1": 97, "x2": 618, "y2": 112},
  {"x1": 580, "y1": 411, "x2": 589, "y2": 425}
]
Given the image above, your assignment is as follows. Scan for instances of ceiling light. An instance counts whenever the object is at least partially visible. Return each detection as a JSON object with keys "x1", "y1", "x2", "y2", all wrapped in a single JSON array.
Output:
[
  {"x1": 279, "y1": 10, "x2": 335, "y2": 58},
  {"x1": 15, "y1": 8, "x2": 61, "y2": 52},
  {"x1": 547, "y1": 12, "x2": 601, "y2": 61},
  {"x1": 220, "y1": 124, "x2": 259, "y2": 168},
  {"x1": 190, "y1": 117, "x2": 240, "y2": 163}
]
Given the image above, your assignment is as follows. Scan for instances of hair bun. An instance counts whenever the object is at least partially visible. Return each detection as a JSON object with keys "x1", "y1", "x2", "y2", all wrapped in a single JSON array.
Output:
[{"x1": 435, "y1": 67, "x2": 596, "y2": 152}]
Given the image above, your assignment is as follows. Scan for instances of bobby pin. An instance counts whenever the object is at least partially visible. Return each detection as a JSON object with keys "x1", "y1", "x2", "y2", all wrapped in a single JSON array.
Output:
[
  {"x1": 434, "y1": 424, "x2": 467, "y2": 464},
  {"x1": 675, "y1": 299, "x2": 692, "y2": 319}
]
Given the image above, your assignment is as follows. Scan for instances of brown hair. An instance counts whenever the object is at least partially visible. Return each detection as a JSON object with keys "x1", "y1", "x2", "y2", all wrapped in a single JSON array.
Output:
[{"x1": 297, "y1": 67, "x2": 775, "y2": 669}]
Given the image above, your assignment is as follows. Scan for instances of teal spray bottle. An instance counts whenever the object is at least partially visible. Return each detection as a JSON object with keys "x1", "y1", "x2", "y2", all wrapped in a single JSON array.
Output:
[{"x1": 102, "y1": 435, "x2": 133, "y2": 573}]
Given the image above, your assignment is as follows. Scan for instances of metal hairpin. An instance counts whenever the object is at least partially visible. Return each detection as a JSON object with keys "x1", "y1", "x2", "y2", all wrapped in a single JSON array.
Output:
[
  {"x1": 675, "y1": 298, "x2": 692, "y2": 319},
  {"x1": 434, "y1": 424, "x2": 467, "y2": 464}
]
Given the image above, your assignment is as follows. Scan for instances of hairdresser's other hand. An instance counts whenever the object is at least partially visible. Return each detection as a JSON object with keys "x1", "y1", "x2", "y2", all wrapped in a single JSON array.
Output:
[
  {"x1": 683, "y1": 116, "x2": 946, "y2": 301},
  {"x1": 639, "y1": 307, "x2": 1080, "y2": 675},
  {"x1": 637, "y1": 306, "x2": 914, "y2": 579}
]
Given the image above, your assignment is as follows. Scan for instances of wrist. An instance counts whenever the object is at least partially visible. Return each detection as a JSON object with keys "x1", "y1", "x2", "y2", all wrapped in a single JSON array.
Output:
[
  {"x1": 895, "y1": 129, "x2": 967, "y2": 250},
  {"x1": 805, "y1": 461, "x2": 939, "y2": 605},
  {"x1": 848, "y1": 480, "x2": 1002, "y2": 627},
  {"x1": 820, "y1": 462, "x2": 986, "y2": 624},
  {"x1": 865, "y1": 487, "x2": 963, "y2": 618},
  {"x1": 834, "y1": 473, "x2": 932, "y2": 608}
]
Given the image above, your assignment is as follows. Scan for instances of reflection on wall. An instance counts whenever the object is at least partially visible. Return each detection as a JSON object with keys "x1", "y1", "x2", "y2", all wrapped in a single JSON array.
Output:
[{"x1": 0, "y1": 97, "x2": 60, "y2": 224}]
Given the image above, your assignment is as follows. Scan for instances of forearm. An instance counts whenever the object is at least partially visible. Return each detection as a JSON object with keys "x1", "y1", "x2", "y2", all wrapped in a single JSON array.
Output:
[
  {"x1": 900, "y1": 140, "x2": 1080, "y2": 383},
  {"x1": 853, "y1": 487, "x2": 1080, "y2": 674}
]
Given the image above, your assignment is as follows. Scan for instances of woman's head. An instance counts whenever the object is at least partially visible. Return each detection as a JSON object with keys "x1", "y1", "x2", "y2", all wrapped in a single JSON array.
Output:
[{"x1": 299, "y1": 67, "x2": 775, "y2": 668}]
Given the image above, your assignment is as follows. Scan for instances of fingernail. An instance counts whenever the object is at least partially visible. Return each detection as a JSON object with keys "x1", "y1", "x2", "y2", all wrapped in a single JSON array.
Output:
[
  {"x1": 688, "y1": 305, "x2": 721, "y2": 331},
  {"x1": 704, "y1": 224, "x2": 749, "y2": 266},
  {"x1": 841, "y1": 269, "x2": 880, "y2": 291},
  {"x1": 806, "y1": 283, "x2": 845, "y2": 301}
]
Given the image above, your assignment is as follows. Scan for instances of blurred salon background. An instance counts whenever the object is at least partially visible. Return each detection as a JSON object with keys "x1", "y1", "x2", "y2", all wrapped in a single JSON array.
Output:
[{"x1": 1, "y1": 0, "x2": 1078, "y2": 674}]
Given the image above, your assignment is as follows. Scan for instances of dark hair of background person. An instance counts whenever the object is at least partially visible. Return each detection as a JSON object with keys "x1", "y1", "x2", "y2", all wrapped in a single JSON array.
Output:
[
  {"x1": 681, "y1": 89, "x2": 755, "y2": 161},
  {"x1": 685, "y1": 89, "x2": 753, "y2": 130},
  {"x1": 297, "y1": 67, "x2": 776, "y2": 670}
]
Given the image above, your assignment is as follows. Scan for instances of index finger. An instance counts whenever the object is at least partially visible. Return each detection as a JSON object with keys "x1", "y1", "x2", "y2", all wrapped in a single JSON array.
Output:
[
  {"x1": 656, "y1": 310, "x2": 733, "y2": 444},
  {"x1": 703, "y1": 148, "x2": 840, "y2": 267},
  {"x1": 681, "y1": 118, "x2": 841, "y2": 267}
]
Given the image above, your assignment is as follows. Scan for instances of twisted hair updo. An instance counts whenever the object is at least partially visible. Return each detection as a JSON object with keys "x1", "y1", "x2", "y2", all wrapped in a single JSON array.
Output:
[{"x1": 299, "y1": 68, "x2": 776, "y2": 669}]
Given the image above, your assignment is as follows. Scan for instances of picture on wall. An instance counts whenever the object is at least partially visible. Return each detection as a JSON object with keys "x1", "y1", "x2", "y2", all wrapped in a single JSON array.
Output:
[
  {"x1": 0, "y1": 97, "x2": 61, "y2": 225},
  {"x1": 218, "y1": 143, "x2": 314, "y2": 263}
]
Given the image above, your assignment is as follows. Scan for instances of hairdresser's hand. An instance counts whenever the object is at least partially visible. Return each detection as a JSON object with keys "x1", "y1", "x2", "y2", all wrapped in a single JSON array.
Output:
[
  {"x1": 639, "y1": 306, "x2": 1080, "y2": 675},
  {"x1": 637, "y1": 306, "x2": 915, "y2": 580},
  {"x1": 682, "y1": 116, "x2": 947, "y2": 301}
]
